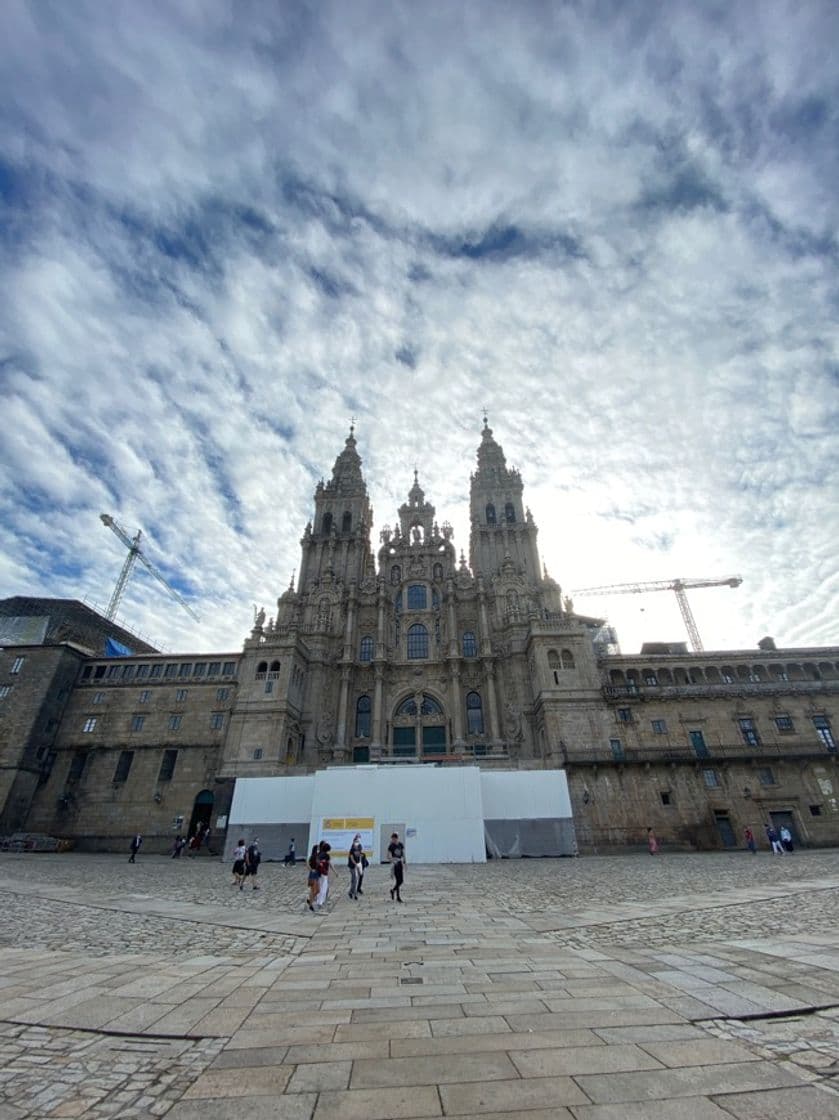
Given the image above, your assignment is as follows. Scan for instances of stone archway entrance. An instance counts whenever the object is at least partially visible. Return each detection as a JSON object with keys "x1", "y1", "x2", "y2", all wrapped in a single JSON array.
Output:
[
  {"x1": 391, "y1": 693, "x2": 447, "y2": 758},
  {"x1": 188, "y1": 789, "x2": 214, "y2": 841}
]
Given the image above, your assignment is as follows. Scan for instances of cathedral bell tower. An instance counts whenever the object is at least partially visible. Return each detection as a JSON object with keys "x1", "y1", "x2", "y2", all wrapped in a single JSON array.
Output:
[
  {"x1": 297, "y1": 426, "x2": 374, "y2": 591},
  {"x1": 469, "y1": 418, "x2": 542, "y2": 585}
]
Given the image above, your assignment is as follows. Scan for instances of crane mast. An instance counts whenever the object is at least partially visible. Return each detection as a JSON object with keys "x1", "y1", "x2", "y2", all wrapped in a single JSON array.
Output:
[
  {"x1": 100, "y1": 514, "x2": 200, "y2": 623},
  {"x1": 569, "y1": 576, "x2": 742, "y2": 652}
]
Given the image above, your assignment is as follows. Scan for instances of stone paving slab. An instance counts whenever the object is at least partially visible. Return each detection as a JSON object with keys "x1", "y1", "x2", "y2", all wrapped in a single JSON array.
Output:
[{"x1": 3, "y1": 851, "x2": 839, "y2": 1118}]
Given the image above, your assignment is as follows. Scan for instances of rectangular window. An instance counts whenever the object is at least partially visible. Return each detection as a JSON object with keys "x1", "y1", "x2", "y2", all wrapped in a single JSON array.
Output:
[
  {"x1": 0, "y1": 685, "x2": 10, "y2": 699},
  {"x1": 106, "y1": 665, "x2": 120, "y2": 679},
  {"x1": 149, "y1": 664, "x2": 163, "y2": 679},
  {"x1": 222, "y1": 661, "x2": 236, "y2": 676},
  {"x1": 113, "y1": 750, "x2": 134, "y2": 783},
  {"x1": 168, "y1": 715, "x2": 182, "y2": 731},
  {"x1": 121, "y1": 665, "x2": 135, "y2": 680},
  {"x1": 617, "y1": 708, "x2": 633, "y2": 723},
  {"x1": 67, "y1": 752, "x2": 87, "y2": 782},
  {"x1": 774, "y1": 715, "x2": 794, "y2": 732},
  {"x1": 738, "y1": 718, "x2": 761, "y2": 747},
  {"x1": 158, "y1": 749, "x2": 178, "y2": 782},
  {"x1": 702, "y1": 768, "x2": 721, "y2": 788},
  {"x1": 265, "y1": 680, "x2": 273, "y2": 693},
  {"x1": 651, "y1": 719, "x2": 667, "y2": 734},
  {"x1": 253, "y1": 748, "x2": 263, "y2": 760},
  {"x1": 175, "y1": 689, "x2": 188, "y2": 702},
  {"x1": 689, "y1": 729, "x2": 709, "y2": 758},
  {"x1": 82, "y1": 717, "x2": 97, "y2": 733},
  {"x1": 407, "y1": 584, "x2": 428, "y2": 610},
  {"x1": 609, "y1": 738, "x2": 624, "y2": 761},
  {"x1": 757, "y1": 767, "x2": 776, "y2": 786},
  {"x1": 216, "y1": 687, "x2": 230, "y2": 702},
  {"x1": 139, "y1": 690, "x2": 151, "y2": 703},
  {"x1": 210, "y1": 712, "x2": 224, "y2": 730},
  {"x1": 178, "y1": 663, "x2": 191, "y2": 678},
  {"x1": 813, "y1": 716, "x2": 836, "y2": 752},
  {"x1": 164, "y1": 664, "x2": 177, "y2": 678},
  {"x1": 81, "y1": 665, "x2": 92, "y2": 679},
  {"x1": 207, "y1": 662, "x2": 221, "y2": 676},
  {"x1": 660, "y1": 790, "x2": 672, "y2": 805},
  {"x1": 94, "y1": 665, "x2": 106, "y2": 679},
  {"x1": 136, "y1": 664, "x2": 149, "y2": 679},
  {"x1": 130, "y1": 714, "x2": 145, "y2": 732},
  {"x1": 192, "y1": 663, "x2": 206, "y2": 678},
  {"x1": 643, "y1": 673, "x2": 658, "y2": 686},
  {"x1": 10, "y1": 656, "x2": 25, "y2": 674},
  {"x1": 810, "y1": 804, "x2": 822, "y2": 816}
]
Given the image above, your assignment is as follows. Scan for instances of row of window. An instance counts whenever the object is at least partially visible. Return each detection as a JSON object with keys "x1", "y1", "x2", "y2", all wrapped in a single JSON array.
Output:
[
  {"x1": 91, "y1": 687, "x2": 231, "y2": 705},
  {"x1": 82, "y1": 713, "x2": 225, "y2": 733},
  {"x1": 485, "y1": 502, "x2": 516, "y2": 525},
  {"x1": 68, "y1": 747, "x2": 178, "y2": 786},
  {"x1": 610, "y1": 662, "x2": 838, "y2": 687},
  {"x1": 616, "y1": 711, "x2": 836, "y2": 750},
  {"x1": 353, "y1": 692, "x2": 484, "y2": 737},
  {"x1": 357, "y1": 630, "x2": 478, "y2": 662},
  {"x1": 81, "y1": 660, "x2": 237, "y2": 683}
]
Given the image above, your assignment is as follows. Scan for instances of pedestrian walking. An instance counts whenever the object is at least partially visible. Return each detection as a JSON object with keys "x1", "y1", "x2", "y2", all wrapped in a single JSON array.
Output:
[
  {"x1": 128, "y1": 833, "x2": 142, "y2": 863},
  {"x1": 765, "y1": 824, "x2": 784, "y2": 854},
  {"x1": 231, "y1": 838, "x2": 247, "y2": 886},
  {"x1": 780, "y1": 825, "x2": 794, "y2": 852},
  {"x1": 171, "y1": 834, "x2": 186, "y2": 858},
  {"x1": 744, "y1": 827, "x2": 756, "y2": 854},
  {"x1": 349, "y1": 833, "x2": 367, "y2": 895},
  {"x1": 244, "y1": 837, "x2": 261, "y2": 891},
  {"x1": 388, "y1": 832, "x2": 405, "y2": 902},
  {"x1": 315, "y1": 841, "x2": 332, "y2": 909},
  {"x1": 647, "y1": 828, "x2": 659, "y2": 855},
  {"x1": 348, "y1": 834, "x2": 363, "y2": 899},
  {"x1": 306, "y1": 843, "x2": 320, "y2": 911},
  {"x1": 283, "y1": 838, "x2": 296, "y2": 866}
]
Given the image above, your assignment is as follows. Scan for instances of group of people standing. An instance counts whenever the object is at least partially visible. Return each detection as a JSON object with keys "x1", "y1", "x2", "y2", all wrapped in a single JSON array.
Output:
[{"x1": 231, "y1": 837, "x2": 261, "y2": 889}]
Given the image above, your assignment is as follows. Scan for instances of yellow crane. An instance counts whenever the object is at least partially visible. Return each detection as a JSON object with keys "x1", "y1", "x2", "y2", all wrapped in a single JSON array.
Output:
[
  {"x1": 100, "y1": 514, "x2": 200, "y2": 623},
  {"x1": 569, "y1": 576, "x2": 742, "y2": 652}
]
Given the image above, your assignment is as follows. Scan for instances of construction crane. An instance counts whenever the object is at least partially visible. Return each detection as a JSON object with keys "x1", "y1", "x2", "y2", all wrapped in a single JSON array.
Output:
[
  {"x1": 100, "y1": 514, "x2": 200, "y2": 623},
  {"x1": 569, "y1": 576, "x2": 742, "y2": 652}
]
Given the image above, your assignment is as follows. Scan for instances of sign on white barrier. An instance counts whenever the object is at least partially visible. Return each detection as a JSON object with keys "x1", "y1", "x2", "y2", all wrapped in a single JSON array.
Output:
[{"x1": 318, "y1": 816, "x2": 375, "y2": 857}]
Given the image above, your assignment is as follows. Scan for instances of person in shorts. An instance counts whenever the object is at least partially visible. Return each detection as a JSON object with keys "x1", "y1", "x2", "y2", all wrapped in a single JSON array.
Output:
[{"x1": 231, "y1": 838, "x2": 247, "y2": 887}]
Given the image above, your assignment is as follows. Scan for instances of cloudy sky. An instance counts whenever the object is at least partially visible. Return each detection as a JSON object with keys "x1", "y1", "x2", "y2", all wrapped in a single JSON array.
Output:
[{"x1": 1, "y1": 1, "x2": 837, "y2": 656}]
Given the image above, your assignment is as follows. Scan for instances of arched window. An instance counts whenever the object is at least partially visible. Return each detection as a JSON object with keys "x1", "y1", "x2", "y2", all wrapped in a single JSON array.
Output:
[
  {"x1": 561, "y1": 649, "x2": 575, "y2": 669},
  {"x1": 433, "y1": 562, "x2": 444, "y2": 581},
  {"x1": 322, "y1": 512, "x2": 333, "y2": 535},
  {"x1": 466, "y1": 692, "x2": 484, "y2": 735},
  {"x1": 486, "y1": 503, "x2": 497, "y2": 525},
  {"x1": 396, "y1": 697, "x2": 417, "y2": 716},
  {"x1": 342, "y1": 511, "x2": 352, "y2": 532},
  {"x1": 505, "y1": 502, "x2": 515, "y2": 523},
  {"x1": 407, "y1": 584, "x2": 427, "y2": 610},
  {"x1": 256, "y1": 661, "x2": 268, "y2": 678},
  {"x1": 462, "y1": 631, "x2": 477, "y2": 657},
  {"x1": 407, "y1": 623, "x2": 428, "y2": 659},
  {"x1": 421, "y1": 695, "x2": 443, "y2": 715},
  {"x1": 270, "y1": 660, "x2": 280, "y2": 673},
  {"x1": 355, "y1": 695, "x2": 371, "y2": 738},
  {"x1": 359, "y1": 635, "x2": 374, "y2": 662},
  {"x1": 390, "y1": 564, "x2": 401, "y2": 585}
]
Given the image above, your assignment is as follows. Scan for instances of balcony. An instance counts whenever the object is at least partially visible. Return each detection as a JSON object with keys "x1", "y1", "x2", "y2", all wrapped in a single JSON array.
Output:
[{"x1": 563, "y1": 740, "x2": 837, "y2": 766}]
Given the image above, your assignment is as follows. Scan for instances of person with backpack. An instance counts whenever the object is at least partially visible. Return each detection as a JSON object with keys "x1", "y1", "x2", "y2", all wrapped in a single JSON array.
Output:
[
  {"x1": 231, "y1": 838, "x2": 247, "y2": 887},
  {"x1": 315, "y1": 841, "x2": 332, "y2": 909},
  {"x1": 244, "y1": 837, "x2": 261, "y2": 891},
  {"x1": 306, "y1": 843, "x2": 320, "y2": 911}
]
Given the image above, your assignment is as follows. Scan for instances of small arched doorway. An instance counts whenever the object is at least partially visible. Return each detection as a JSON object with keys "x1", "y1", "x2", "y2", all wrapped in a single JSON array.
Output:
[{"x1": 188, "y1": 789, "x2": 214, "y2": 841}]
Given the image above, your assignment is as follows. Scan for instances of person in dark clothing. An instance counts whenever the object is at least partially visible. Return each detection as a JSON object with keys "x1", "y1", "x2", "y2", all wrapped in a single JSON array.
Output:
[
  {"x1": 128, "y1": 833, "x2": 142, "y2": 863},
  {"x1": 283, "y1": 838, "x2": 296, "y2": 866},
  {"x1": 348, "y1": 834, "x2": 363, "y2": 899},
  {"x1": 244, "y1": 838, "x2": 261, "y2": 891},
  {"x1": 388, "y1": 832, "x2": 405, "y2": 902}
]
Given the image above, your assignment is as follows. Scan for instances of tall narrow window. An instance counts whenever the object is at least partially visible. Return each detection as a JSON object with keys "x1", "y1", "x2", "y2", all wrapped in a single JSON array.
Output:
[
  {"x1": 433, "y1": 563, "x2": 444, "y2": 581},
  {"x1": 210, "y1": 713, "x2": 224, "y2": 730},
  {"x1": 10, "y1": 656, "x2": 25, "y2": 674},
  {"x1": 814, "y1": 716, "x2": 836, "y2": 751},
  {"x1": 504, "y1": 502, "x2": 515, "y2": 522},
  {"x1": 689, "y1": 729, "x2": 709, "y2": 758},
  {"x1": 342, "y1": 511, "x2": 352, "y2": 532},
  {"x1": 322, "y1": 512, "x2": 333, "y2": 534},
  {"x1": 561, "y1": 649, "x2": 575, "y2": 669},
  {"x1": 738, "y1": 718, "x2": 760, "y2": 747},
  {"x1": 485, "y1": 503, "x2": 496, "y2": 525},
  {"x1": 82, "y1": 717, "x2": 97, "y2": 733},
  {"x1": 158, "y1": 749, "x2": 178, "y2": 781},
  {"x1": 359, "y1": 636, "x2": 374, "y2": 662},
  {"x1": 466, "y1": 692, "x2": 484, "y2": 735},
  {"x1": 462, "y1": 631, "x2": 477, "y2": 657},
  {"x1": 113, "y1": 750, "x2": 134, "y2": 783},
  {"x1": 130, "y1": 714, "x2": 145, "y2": 732},
  {"x1": 407, "y1": 624, "x2": 428, "y2": 659},
  {"x1": 391, "y1": 564, "x2": 401, "y2": 585},
  {"x1": 67, "y1": 752, "x2": 87, "y2": 782},
  {"x1": 168, "y1": 715, "x2": 182, "y2": 731},
  {"x1": 355, "y1": 695, "x2": 372, "y2": 738}
]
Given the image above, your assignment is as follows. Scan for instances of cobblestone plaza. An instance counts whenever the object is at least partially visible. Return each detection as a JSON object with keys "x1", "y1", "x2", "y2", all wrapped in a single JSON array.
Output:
[{"x1": 1, "y1": 849, "x2": 839, "y2": 1118}]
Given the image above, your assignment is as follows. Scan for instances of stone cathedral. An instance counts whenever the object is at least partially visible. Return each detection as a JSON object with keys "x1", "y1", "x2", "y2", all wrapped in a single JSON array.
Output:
[{"x1": 2, "y1": 423, "x2": 838, "y2": 854}]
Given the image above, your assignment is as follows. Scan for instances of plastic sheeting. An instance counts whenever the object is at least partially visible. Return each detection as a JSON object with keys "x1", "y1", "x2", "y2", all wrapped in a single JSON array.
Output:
[
  {"x1": 104, "y1": 637, "x2": 134, "y2": 657},
  {"x1": 484, "y1": 817, "x2": 577, "y2": 859}
]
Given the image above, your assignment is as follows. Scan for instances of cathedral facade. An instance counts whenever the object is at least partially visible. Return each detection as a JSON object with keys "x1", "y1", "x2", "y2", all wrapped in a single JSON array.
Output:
[{"x1": 2, "y1": 424, "x2": 838, "y2": 853}]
